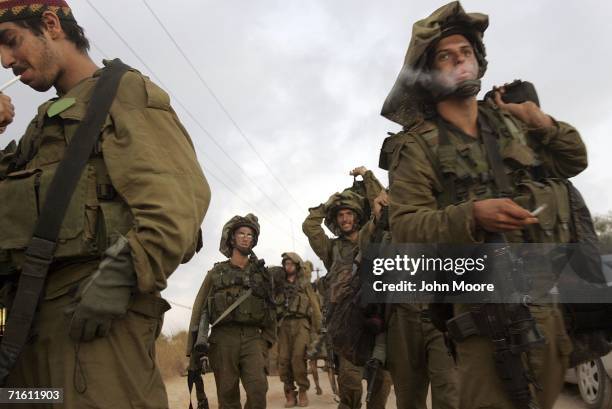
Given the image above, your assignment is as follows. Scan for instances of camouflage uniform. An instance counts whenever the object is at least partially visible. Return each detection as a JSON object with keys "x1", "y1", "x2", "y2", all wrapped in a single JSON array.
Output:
[
  {"x1": 0, "y1": 35, "x2": 209, "y2": 409},
  {"x1": 187, "y1": 215, "x2": 276, "y2": 409},
  {"x1": 382, "y1": 2, "x2": 581, "y2": 408},
  {"x1": 302, "y1": 172, "x2": 392, "y2": 409},
  {"x1": 275, "y1": 252, "x2": 322, "y2": 406}
]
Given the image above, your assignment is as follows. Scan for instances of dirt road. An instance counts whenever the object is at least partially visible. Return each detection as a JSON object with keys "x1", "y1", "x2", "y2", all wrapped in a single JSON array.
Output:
[{"x1": 165, "y1": 370, "x2": 587, "y2": 409}]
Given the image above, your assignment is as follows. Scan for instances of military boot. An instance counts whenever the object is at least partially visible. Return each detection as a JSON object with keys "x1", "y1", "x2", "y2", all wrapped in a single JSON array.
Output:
[
  {"x1": 298, "y1": 389, "x2": 309, "y2": 407},
  {"x1": 284, "y1": 386, "x2": 297, "y2": 408}
]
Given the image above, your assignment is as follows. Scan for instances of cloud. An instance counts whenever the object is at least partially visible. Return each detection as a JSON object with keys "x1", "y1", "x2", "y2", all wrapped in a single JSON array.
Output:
[{"x1": 1, "y1": 0, "x2": 610, "y2": 334}]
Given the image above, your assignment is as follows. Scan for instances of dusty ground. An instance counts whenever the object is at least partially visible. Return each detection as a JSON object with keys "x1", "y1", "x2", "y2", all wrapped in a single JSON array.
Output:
[{"x1": 165, "y1": 369, "x2": 587, "y2": 409}]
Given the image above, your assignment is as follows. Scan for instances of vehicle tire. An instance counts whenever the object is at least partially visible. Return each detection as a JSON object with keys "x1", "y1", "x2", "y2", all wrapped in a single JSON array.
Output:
[{"x1": 577, "y1": 359, "x2": 612, "y2": 409}]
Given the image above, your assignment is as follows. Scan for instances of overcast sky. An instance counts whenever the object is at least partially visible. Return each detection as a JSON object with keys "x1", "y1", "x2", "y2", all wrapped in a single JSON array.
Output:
[{"x1": 1, "y1": 0, "x2": 611, "y2": 334}]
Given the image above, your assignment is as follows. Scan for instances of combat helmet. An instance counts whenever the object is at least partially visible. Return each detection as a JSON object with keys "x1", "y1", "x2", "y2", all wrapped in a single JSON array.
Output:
[
  {"x1": 219, "y1": 213, "x2": 260, "y2": 257},
  {"x1": 381, "y1": 1, "x2": 489, "y2": 128},
  {"x1": 281, "y1": 252, "x2": 306, "y2": 279},
  {"x1": 324, "y1": 190, "x2": 366, "y2": 237}
]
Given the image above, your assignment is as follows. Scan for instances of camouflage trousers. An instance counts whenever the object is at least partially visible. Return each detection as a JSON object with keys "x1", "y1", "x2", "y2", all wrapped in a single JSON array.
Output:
[
  {"x1": 5, "y1": 264, "x2": 169, "y2": 409},
  {"x1": 454, "y1": 303, "x2": 573, "y2": 409},
  {"x1": 337, "y1": 355, "x2": 392, "y2": 409},
  {"x1": 387, "y1": 304, "x2": 459, "y2": 409},
  {"x1": 278, "y1": 317, "x2": 310, "y2": 391},
  {"x1": 208, "y1": 324, "x2": 268, "y2": 409}
]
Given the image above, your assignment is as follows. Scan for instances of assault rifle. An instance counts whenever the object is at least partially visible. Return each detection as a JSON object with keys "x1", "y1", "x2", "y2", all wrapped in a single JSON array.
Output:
[
  {"x1": 325, "y1": 330, "x2": 339, "y2": 397},
  {"x1": 363, "y1": 332, "x2": 386, "y2": 403},
  {"x1": 447, "y1": 233, "x2": 545, "y2": 409},
  {"x1": 188, "y1": 309, "x2": 210, "y2": 409},
  {"x1": 306, "y1": 325, "x2": 338, "y2": 397}
]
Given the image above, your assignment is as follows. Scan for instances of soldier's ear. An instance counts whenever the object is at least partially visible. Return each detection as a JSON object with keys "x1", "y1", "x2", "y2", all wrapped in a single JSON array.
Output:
[{"x1": 40, "y1": 11, "x2": 63, "y2": 39}]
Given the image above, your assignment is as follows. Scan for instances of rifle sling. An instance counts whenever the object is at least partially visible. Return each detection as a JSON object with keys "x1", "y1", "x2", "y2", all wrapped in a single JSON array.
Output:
[
  {"x1": 0, "y1": 59, "x2": 130, "y2": 384},
  {"x1": 210, "y1": 288, "x2": 253, "y2": 328},
  {"x1": 478, "y1": 109, "x2": 513, "y2": 196}
]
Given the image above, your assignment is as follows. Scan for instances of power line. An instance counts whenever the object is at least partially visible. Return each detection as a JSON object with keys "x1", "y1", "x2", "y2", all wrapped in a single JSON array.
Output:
[
  {"x1": 89, "y1": 40, "x2": 246, "y2": 190},
  {"x1": 202, "y1": 165, "x2": 302, "y2": 240},
  {"x1": 141, "y1": 0, "x2": 305, "y2": 213},
  {"x1": 84, "y1": 0, "x2": 302, "y2": 235},
  {"x1": 90, "y1": 40, "x2": 301, "y2": 243}
]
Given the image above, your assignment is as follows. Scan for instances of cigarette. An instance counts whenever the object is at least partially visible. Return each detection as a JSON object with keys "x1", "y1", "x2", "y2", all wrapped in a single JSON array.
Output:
[
  {"x1": 531, "y1": 204, "x2": 547, "y2": 217},
  {"x1": 0, "y1": 75, "x2": 21, "y2": 92}
]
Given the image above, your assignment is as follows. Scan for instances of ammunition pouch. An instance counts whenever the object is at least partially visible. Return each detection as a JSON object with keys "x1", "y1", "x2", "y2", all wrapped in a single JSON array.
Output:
[
  {"x1": 513, "y1": 179, "x2": 571, "y2": 244},
  {"x1": 446, "y1": 307, "x2": 490, "y2": 342},
  {"x1": 284, "y1": 289, "x2": 312, "y2": 319},
  {"x1": 211, "y1": 289, "x2": 267, "y2": 326},
  {"x1": 209, "y1": 263, "x2": 271, "y2": 327},
  {"x1": 0, "y1": 163, "x2": 133, "y2": 270}
]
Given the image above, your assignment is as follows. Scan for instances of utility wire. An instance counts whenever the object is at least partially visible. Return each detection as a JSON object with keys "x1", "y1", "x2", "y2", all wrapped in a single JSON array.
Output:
[
  {"x1": 92, "y1": 39, "x2": 299, "y2": 242},
  {"x1": 141, "y1": 0, "x2": 305, "y2": 213},
  {"x1": 88, "y1": 35, "x2": 306, "y2": 246},
  {"x1": 85, "y1": 0, "x2": 303, "y2": 237},
  {"x1": 89, "y1": 41, "x2": 246, "y2": 192},
  {"x1": 203, "y1": 165, "x2": 302, "y2": 240}
]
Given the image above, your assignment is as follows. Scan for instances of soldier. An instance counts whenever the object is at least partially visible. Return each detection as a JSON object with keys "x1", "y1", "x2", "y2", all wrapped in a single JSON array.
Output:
[
  {"x1": 0, "y1": 2, "x2": 210, "y2": 408},
  {"x1": 381, "y1": 2, "x2": 582, "y2": 408},
  {"x1": 275, "y1": 252, "x2": 322, "y2": 407},
  {"x1": 302, "y1": 167, "x2": 391, "y2": 409},
  {"x1": 187, "y1": 214, "x2": 276, "y2": 409},
  {"x1": 360, "y1": 186, "x2": 459, "y2": 409},
  {"x1": 301, "y1": 259, "x2": 324, "y2": 397}
]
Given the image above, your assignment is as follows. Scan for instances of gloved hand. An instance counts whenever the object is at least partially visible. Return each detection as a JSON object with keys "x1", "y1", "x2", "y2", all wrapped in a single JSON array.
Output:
[{"x1": 65, "y1": 235, "x2": 136, "y2": 342}]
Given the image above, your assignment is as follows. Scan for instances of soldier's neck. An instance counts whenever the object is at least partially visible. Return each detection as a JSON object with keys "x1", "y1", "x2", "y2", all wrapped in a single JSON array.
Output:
[
  {"x1": 230, "y1": 250, "x2": 250, "y2": 269},
  {"x1": 436, "y1": 97, "x2": 479, "y2": 138},
  {"x1": 286, "y1": 274, "x2": 297, "y2": 283},
  {"x1": 55, "y1": 52, "x2": 100, "y2": 95},
  {"x1": 345, "y1": 230, "x2": 359, "y2": 243}
]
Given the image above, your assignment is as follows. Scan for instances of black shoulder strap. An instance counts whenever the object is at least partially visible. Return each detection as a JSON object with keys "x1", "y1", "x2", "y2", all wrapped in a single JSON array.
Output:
[
  {"x1": 478, "y1": 109, "x2": 513, "y2": 196},
  {"x1": 0, "y1": 59, "x2": 131, "y2": 385}
]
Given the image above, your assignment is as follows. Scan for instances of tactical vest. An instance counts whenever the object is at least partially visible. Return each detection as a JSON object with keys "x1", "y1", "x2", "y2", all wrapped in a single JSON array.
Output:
[
  {"x1": 329, "y1": 239, "x2": 358, "y2": 276},
  {"x1": 0, "y1": 97, "x2": 134, "y2": 274},
  {"x1": 208, "y1": 260, "x2": 272, "y2": 327},
  {"x1": 408, "y1": 103, "x2": 572, "y2": 245},
  {"x1": 276, "y1": 280, "x2": 312, "y2": 319}
]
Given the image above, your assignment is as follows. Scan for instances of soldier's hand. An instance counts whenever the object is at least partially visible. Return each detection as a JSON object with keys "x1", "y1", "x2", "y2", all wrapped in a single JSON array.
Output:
[
  {"x1": 199, "y1": 356, "x2": 210, "y2": 374},
  {"x1": 494, "y1": 87, "x2": 553, "y2": 129},
  {"x1": 65, "y1": 236, "x2": 136, "y2": 342},
  {"x1": 373, "y1": 190, "x2": 389, "y2": 222},
  {"x1": 473, "y1": 198, "x2": 539, "y2": 232},
  {"x1": 349, "y1": 166, "x2": 368, "y2": 177},
  {"x1": 0, "y1": 94, "x2": 15, "y2": 133}
]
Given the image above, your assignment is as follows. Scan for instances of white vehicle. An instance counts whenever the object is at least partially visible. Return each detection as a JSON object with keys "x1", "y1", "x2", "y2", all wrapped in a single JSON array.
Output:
[{"x1": 565, "y1": 255, "x2": 612, "y2": 409}]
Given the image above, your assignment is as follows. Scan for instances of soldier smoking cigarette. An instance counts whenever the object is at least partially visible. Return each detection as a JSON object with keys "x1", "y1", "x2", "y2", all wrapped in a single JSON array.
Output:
[
  {"x1": 531, "y1": 204, "x2": 547, "y2": 217},
  {"x1": 0, "y1": 75, "x2": 21, "y2": 92}
]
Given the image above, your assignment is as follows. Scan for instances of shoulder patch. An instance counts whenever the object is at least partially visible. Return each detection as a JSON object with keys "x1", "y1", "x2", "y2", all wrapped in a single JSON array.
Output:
[{"x1": 47, "y1": 97, "x2": 76, "y2": 118}]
